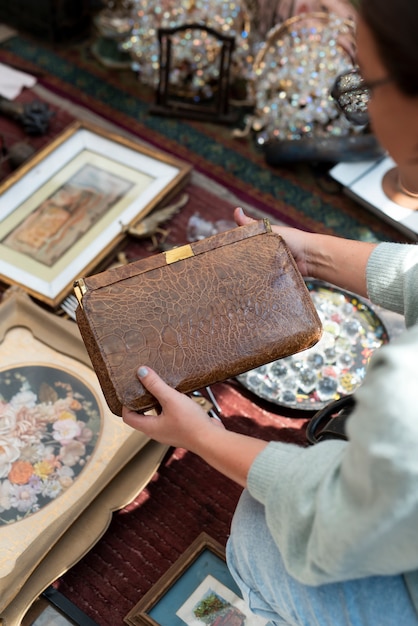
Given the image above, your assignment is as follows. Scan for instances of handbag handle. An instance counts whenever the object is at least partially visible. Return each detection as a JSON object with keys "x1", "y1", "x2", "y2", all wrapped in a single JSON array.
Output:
[{"x1": 306, "y1": 395, "x2": 355, "y2": 444}]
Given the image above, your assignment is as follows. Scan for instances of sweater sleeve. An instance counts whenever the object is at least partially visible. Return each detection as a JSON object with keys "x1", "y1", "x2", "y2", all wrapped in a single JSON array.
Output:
[
  {"x1": 366, "y1": 242, "x2": 418, "y2": 327},
  {"x1": 247, "y1": 244, "x2": 418, "y2": 586}
]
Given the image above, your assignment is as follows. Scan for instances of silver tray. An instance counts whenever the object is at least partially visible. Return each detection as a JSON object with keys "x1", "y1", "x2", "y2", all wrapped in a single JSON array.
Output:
[{"x1": 236, "y1": 279, "x2": 389, "y2": 411}]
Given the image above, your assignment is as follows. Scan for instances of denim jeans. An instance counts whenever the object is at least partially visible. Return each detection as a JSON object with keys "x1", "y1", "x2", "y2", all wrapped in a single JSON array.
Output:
[{"x1": 226, "y1": 489, "x2": 418, "y2": 626}]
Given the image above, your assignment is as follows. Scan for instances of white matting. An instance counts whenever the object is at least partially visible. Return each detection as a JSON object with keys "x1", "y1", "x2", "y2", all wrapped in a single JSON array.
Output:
[{"x1": 330, "y1": 157, "x2": 418, "y2": 241}]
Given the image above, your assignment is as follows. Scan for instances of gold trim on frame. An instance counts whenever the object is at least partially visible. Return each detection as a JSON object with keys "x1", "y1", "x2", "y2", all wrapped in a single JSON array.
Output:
[
  {"x1": 0, "y1": 288, "x2": 168, "y2": 622},
  {"x1": 2, "y1": 440, "x2": 168, "y2": 626}
]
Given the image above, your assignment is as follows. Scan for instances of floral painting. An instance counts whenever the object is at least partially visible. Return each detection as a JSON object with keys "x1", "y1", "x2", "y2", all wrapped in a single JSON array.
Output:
[
  {"x1": 0, "y1": 365, "x2": 101, "y2": 525},
  {"x1": 177, "y1": 575, "x2": 268, "y2": 626},
  {"x1": 192, "y1": 590, "x2": 246, "y2": 625}
]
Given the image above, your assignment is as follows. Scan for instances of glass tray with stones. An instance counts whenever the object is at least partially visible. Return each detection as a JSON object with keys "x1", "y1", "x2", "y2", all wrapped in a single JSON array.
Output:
[{"x1": 236, "y1": 279, "x2": 389, "y2": 411}]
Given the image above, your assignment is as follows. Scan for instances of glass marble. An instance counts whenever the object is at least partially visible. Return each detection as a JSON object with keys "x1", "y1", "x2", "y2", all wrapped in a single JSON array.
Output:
[{"x1": 317, "y1": 376, "x2": 339, "y2": 401}]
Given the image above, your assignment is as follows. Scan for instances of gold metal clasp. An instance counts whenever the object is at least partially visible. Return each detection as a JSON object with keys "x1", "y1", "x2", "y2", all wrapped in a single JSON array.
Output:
[
  {"x1": 73, "y1": 278, "x2": 87, "y2": 308},
  {"x1": 263, "y1": 218, "x2": 272, "y2": 232},
  {"x1": 164, "y1": 244, "x2": 194, "y2": 264}
]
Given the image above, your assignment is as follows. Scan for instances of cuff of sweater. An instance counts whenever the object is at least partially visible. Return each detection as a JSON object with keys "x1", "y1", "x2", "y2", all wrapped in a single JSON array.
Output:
[
  {"x1": 247, "y1": 441, "x2": 303, "y2": 503},
  {"x1": 366, "y1": 242, "x2": 413, "y2": 314}
]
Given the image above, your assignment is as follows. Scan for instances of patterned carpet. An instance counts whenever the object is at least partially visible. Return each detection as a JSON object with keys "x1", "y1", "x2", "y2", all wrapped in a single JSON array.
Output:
[{"x1": 0, "y1": 32, "x2": 413, "y2": 243}]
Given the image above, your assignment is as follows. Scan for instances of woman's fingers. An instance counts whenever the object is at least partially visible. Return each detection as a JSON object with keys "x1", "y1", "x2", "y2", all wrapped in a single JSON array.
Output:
[
  {"x1": 136, "y1": 366, "x2": 173, "y2": 408},
  {"x1": 234, "y1": 206, "x2": 256, "y2": 226}
]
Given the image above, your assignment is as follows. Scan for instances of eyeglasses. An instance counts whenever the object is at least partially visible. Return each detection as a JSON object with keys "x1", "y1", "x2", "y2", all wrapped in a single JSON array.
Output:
[{"x1": 331, "y1": 67, "x2": 392, "y2": 126}]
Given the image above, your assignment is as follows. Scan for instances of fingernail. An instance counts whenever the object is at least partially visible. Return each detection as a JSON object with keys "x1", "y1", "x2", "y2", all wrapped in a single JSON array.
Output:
[
  {"x1": 236, "y1": 207, "x2": 244, "y2": 216},
  {"x1": 137, "y1": 366, "x2": 149, "y2": 378}
]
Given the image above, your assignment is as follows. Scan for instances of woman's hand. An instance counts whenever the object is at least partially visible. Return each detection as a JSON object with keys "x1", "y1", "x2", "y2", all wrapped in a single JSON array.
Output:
[
  {"x1": 122, "y1": 367, "x2": 267, "y2": 487},
  {"x1": 234, "y1": 206, "x2": 313, "y2": 276},
  {"x1": 234, "y1": 207, "x2": 375, "y2": 297},
  {"x1": 122, "y1": 367, "x2": 224, "y2": 451}
]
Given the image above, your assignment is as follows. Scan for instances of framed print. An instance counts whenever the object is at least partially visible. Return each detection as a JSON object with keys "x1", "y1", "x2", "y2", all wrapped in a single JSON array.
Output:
[
  {"x1": 124, "y1": 532, "x2": 269, "y2": 626},
  {"x1": 0, "y1": 121, "x2": 191, "y2": 307},
  {"x1": 0, "y1": 288, "x2": 168, "y2": 618},
  {"x1": 18, "y1": 586, "x2": 95, "y2": 626},
  {"x1": 151, "y1": 25, "x2": 237, "y2": 124}
]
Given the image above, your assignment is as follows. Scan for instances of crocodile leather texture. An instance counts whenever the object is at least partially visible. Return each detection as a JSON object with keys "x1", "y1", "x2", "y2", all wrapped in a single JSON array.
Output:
[{"x1": 75, "y1": 220, "x2": 322, "y2": 415}]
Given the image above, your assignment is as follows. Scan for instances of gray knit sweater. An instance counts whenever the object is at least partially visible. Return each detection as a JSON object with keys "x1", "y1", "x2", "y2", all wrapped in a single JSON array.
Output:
[{"x1": 248, "y1": 242, "x2": 418, "y2": 613}]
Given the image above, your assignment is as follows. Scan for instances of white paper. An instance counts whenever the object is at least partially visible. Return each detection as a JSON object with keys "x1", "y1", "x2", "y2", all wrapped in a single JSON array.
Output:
[
  {"x1": 329, "y1": 159, "x2": 382, "y2": 187},
  {"x1": 343, "y1": 156, "x2": 418, "y2": 239},
  {"x1": 0, "y1": 61, "x2": 37, "y2": 99}
]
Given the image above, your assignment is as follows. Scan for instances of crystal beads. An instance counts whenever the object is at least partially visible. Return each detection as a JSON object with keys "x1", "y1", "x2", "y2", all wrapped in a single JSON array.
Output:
[
  {"x1": 248, "y1": 12, "x2": 359, "y2": 143},
  {"x1": 120, "y1": 0, "x2": 253, "y2": 96}
]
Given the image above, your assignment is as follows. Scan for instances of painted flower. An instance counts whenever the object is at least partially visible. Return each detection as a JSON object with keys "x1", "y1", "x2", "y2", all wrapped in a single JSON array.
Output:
[
  {"x1": 57, "y1": 410, "x2": 76, "y2": 422},
  {"x1": 59, "y1": 440, "x2": 86, "y2": 467},
  {"x1": 9, "y1": 483, "x2": 39, "y2": 513},
  {"x1": 52, "y1": 418, "x2": 81, "y2": 445},
  {"x1": 33, "y1": 459, "x2": 56, "y2": 480},
  {"x1": 56, "y1": 464, "x2": 75, "y2": 488},
  {"x1": 0, "y1": 403, "x2": 16, "y2": 436},
  {"x1": 0, "y1": 479, "x2": 12, "y2": 512},
  {"x1": 19, "y1": 443, "x2": 55, "y2": 464},
  {"x1": 77, "y1": 424, "x2": 94, "y2": 444},
  {"x1": 58, "y1": 474, "x2": 74, "y2": 489},
  {"x1": 0, "y1": 438, "x2": 21, "y2": 479},
  {"x1": 47, "y1": 398, "x2": 77, "y2": 423},
  {"x1": 41, "y1": 478, "x2": 62, "y2": 499},
  {"x1": 10, "y1": 386, "x2": 37, "y2": 411},
  {"x1": 8, "y1": 460, "x2": 34, "y2": 485},
  {"x1": 13, "y1": 406, "x2": 46, "y2": 443},
  {"x1": 28, "y1": 474, "x2": 43, "y2": 494},
  {"x1": 69, "y1": 398, "x2": 82, "y2": 411},
  {"x1": 56, "y1": 465, "x2": 74, "y2": 480}
]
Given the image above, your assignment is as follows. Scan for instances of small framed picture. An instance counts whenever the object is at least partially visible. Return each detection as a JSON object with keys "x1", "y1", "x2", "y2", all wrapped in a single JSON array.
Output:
[
  {"x1": 0, "y1": 121, "x2": 190, "y2": 307},
  {"x1": 124, "y1": 532, "x2": 268, "y2": 626}
]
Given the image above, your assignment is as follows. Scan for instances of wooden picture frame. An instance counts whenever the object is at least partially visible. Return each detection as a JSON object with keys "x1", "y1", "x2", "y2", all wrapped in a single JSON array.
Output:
[
  {"x1": 124, "y1": 532, "x2": 268, "y2": 626},
  {"x1": 0, "y1": 121, "x2": 191, "y2": 307},
  {"x1": 0, "y1": 288, "x2": 168, "y2": 621}
]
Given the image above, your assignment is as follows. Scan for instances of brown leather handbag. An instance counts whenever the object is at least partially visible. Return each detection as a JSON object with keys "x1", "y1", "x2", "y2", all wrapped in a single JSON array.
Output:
[{"x1": 74, "y1": 219, "x2": 322, "y2": 415}]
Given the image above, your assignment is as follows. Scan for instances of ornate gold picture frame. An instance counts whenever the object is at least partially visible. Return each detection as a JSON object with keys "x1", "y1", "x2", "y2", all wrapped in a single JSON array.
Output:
[{"x1": 0, "y1": 289, "x2": 168, "y2": 624}]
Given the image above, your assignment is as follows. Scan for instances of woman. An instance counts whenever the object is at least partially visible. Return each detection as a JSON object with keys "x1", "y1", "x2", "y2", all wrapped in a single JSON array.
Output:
[{"x1": 123, "y1": 1, "x2": 418, "y2": 623}]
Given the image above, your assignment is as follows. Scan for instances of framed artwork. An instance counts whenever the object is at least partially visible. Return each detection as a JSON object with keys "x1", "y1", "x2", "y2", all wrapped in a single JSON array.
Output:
[
  {"x1": 0, "y1": 121, "x2": 191, "y2": 307},
  {"x1": 19, "y1": 586, "x2": 95, "y2": 626},
  {"x1": 124, "y1": 532, "x2": 269, "y2": 626},
  {"x1": 152, "y1": 25, "x2": 237, "y2": 124},
  {"x1": 0, "y1": 288, "x2": 168, "y2": 620}
]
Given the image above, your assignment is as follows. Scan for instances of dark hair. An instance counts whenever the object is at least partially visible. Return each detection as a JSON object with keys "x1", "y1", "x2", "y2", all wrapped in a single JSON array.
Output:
[{"x1": 359, "y1": 0, "x2": 418, "y2": 96}]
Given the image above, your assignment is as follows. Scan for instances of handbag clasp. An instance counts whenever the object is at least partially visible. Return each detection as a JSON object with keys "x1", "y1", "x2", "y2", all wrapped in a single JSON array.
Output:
[{"x1": 164, "y1": 244, "x2": 194, "y2": 264}]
